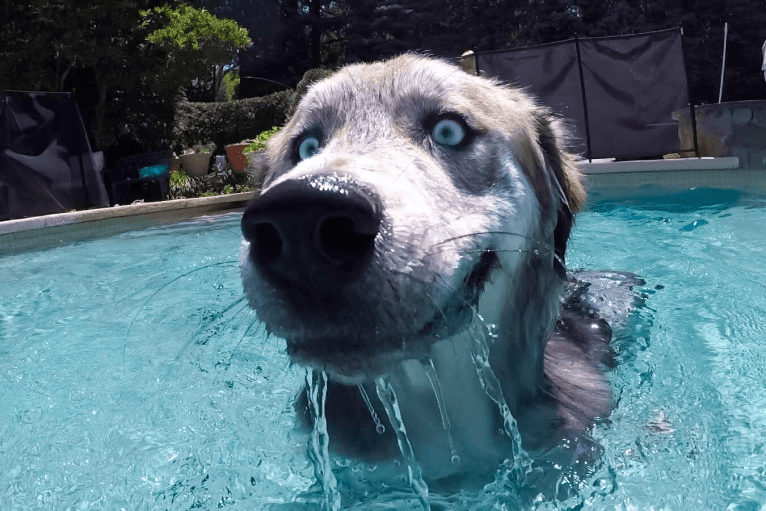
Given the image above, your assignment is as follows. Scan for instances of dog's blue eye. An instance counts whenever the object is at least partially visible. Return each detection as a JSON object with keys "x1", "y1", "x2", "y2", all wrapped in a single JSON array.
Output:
[
  {"x1": 298, "y1": 136, "x2": 321, "y2": 160},
  {"x1": 432, "y1": 119, "x2": 465, "y2": 146}
]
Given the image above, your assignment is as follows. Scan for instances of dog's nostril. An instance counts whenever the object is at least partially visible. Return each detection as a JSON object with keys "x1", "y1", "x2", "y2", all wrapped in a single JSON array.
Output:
[
  {"x1": 253, "y1": 222, "x2": 283, "y2": 266},
  {"x1": 241, "y1": 174, "x2": 382, "y2": 289},
  {"x1": 317, "y1": 216, "x2": 377, "y2": 267}
]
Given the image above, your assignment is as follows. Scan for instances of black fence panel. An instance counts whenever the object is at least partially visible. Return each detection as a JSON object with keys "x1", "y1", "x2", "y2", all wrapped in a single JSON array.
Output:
[
  {"x1": 0, "y1": 92, "x2": 109, "y2": 221},
  {"x1": 579, "y1": 29, "x2": 689, "y2": 159},
  {"x1": 475, "y1": 28, "x2": 692, "y2": 160},
  {"x1": 477, "y1": 40, "x2": 589, "y2": 155}
]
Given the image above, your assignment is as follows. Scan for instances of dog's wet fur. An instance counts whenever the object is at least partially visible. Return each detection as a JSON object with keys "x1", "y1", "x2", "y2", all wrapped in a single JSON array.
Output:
[{"x1": 240, "y1": 54, "x2": 640, "y2": 485}]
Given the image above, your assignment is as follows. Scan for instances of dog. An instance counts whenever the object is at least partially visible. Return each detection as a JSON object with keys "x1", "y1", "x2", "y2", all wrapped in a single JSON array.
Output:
[{"x1": 240, "y1": 54, "x2": 635, "y2": 489}]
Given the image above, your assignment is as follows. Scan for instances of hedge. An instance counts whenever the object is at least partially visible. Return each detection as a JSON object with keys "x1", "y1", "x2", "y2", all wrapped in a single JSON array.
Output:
[
  {"x1": 171, "y1": 89, "x2": 293, "y2": 153},
  {"x1": 169, "y1": 67, "x2": 338, "y2": 154}
]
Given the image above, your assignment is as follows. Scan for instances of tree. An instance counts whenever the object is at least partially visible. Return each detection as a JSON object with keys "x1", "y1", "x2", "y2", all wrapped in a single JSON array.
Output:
[
  {"x1": 0, "y1": 0, "x2": 177, "y2": 149},
  {"x1": 343, "y1": 0, "x2": 473, "y2": 63},
  {"x1": 143, "y1": 3, "x2": 252, "y2": 102},
  {"x1": 194, "y1": 0, "x2": 311, "y2": 96}
]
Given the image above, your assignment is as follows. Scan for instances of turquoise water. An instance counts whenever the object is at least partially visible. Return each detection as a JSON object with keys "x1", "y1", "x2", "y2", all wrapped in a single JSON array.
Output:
[{"x1": 1, "y1": 188, "x2": 765, "y2": 510}]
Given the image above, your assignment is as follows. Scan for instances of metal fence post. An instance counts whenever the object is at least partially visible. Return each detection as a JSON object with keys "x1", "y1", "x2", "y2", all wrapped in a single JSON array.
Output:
[
  {"x1": 574, "y1": 34, "x2": 593, "y2": 162},
  {"x1": 679, "y1": 26, "x2": 700, "y2": 157}
]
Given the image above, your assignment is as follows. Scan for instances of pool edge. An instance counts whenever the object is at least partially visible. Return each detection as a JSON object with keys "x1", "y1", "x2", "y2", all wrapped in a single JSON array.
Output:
[
  {"x1": 581, "y1": 158, "x2": 766, "y2": 201},
  {"x1": 3, "y1": 158, "x2": 765, "y2": 254},
  {"x1": 1, "y1": 192, "x2": 254, "y2": 255}
]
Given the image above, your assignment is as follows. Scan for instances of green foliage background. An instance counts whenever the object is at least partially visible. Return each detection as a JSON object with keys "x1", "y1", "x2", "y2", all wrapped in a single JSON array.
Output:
[
  {"x1": 171, "y1": 90, "x2": 292, "y2": 154},
  {"x1": 143, "y1": 4, "x2": 250, "y2": 103},
  {"x1": 1, "y1": 0, "x2": 764, "y2": 156},
  {"x1": 243, "y1": 126, "x2": 281, "y2": 154}
]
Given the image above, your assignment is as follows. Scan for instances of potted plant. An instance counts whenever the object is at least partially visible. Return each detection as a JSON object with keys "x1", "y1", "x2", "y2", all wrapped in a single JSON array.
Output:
[
  {"x1": 239, "y1": 126, "x2": 280, "y2": 174},
  {"x1": 225, "y1": 141, "x2": 251, "y2": 173},
  {"x1": 226, "y1": 127, "x2": 280, "y2": 174},
  {"x1": 178, "y1": 144, "x2": 213, "y2": 177}
]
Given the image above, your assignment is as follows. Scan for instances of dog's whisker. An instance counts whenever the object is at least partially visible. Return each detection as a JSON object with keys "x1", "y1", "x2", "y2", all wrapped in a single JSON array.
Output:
[
  {"x1": 428, "y1": 231, "x2": 534, "y2": 249},
  {"x1": 220, "y1": 312, "x2": 262, "y2": 368},
  {"x1": 172, "y1": 295, "x2": 249, "y2": 364},
  {"x1": 122, "y1": 260, "x2": 238, "y2": 366},
  {"x1": 387, "y1": 269, "x2": 431, "y2": 287},
  {"x1": 423, "y1": 247, "x2": 532, "y2": 259},
  {"x1": 259, "y1": 330, "x2": 276, "y2": 358},
  {"x1": 396, "y1": 160, "x2": 418, "y2": 181},
  {"x1": 425, "y1": 289, "x2": 450, "y2": 316},
  {"x1": 419, "y1": 214, "x2": 494, "y2": 237}
]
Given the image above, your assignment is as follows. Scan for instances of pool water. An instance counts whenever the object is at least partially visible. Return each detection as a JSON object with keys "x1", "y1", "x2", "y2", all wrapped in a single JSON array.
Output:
[{"x1": 1, "y1": 188, "x2": 765, "y2": 510}]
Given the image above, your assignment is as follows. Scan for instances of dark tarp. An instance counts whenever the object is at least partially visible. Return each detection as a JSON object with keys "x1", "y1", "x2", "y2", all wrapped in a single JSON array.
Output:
[
  {"x1": 475, "y1": 28, "x2": 691, "y2": 160},
  {"x1": 476, "y1": 40, "x2": 589, "y2": 154},
  {"x1": 1, "y1": 91, "x2": 109, "y2": 221}
]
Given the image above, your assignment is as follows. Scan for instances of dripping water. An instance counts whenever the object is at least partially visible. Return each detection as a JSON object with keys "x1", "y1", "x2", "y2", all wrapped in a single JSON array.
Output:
[
  {"x1": 422, "y1": 358, "x2": 461, "y2": 465},
  {"x1": 374, "y1": 377, "x2": 432, "y2": 511},
  {"x1": 467, "y1": 309, "x2": 533, "y2": 484},
  {"x1": 305, "y1": 369, "x2": 342, "y2": 511},
  {"x1": 358, "y1": 384, "x2": 386, "y2": 434}
]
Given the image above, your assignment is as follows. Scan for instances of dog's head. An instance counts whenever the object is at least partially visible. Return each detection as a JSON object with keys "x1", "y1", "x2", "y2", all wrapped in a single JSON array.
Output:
[{"x1": 241, "y1": 54, "x2": 584, "y2": 383}]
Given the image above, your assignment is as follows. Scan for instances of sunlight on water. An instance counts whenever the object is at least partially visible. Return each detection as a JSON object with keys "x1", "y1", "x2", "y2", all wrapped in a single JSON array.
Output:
[
  {"x1": 1, "y1": 189, "x2": 766, "y2": 509},
  {"x1": 565, "y1": 190, "x2": 766, "y2": 510}
]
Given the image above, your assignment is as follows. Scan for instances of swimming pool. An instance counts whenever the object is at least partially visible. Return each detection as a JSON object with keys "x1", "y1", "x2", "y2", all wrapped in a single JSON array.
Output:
[{"x1": 1, "y1": 187, "x2": 765, "y2": 510}]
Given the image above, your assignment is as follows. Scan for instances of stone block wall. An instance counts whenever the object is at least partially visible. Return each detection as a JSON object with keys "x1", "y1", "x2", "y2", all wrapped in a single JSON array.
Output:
[{"x1": 674, "y1": 101, "x2": 766, "y2": 169}]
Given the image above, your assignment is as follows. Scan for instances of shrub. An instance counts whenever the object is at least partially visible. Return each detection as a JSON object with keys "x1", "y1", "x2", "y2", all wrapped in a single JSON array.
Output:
[
  {"x1": 169, "y1": 169, "x2": 188, "y2": 189},
  {"x1": 243, "y1": 126, "x2": 281, "y2": 153},
  {"x1": 171, "y1": 90, "x2": 293, "y2": 154},
  {"x1": 168, "y1": 168, "x2": 251, "y2": 200}
]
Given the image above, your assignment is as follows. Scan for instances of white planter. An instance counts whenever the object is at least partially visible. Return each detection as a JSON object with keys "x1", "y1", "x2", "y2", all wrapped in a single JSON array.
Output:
[{"x1": 179, "y1": 153, "x2": 212, "y2": 177}]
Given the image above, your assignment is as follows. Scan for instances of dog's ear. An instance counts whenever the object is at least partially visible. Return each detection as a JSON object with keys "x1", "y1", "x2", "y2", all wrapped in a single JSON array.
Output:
[
  {"x1": 534, "y1": 112, "x2": 585, "y2": 275},
  {"x1": 534, "y1": 112, "x2": 585, "y2": 214}
]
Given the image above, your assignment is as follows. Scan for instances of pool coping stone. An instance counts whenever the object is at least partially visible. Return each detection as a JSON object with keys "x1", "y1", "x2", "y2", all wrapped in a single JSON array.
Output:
[
  {"x1": 1, "y1": 192, "x2": 254, "y2": 255},
  {"x1": 2, "y1": 157, "x2": 765, "y2": 254},
  {"x1": 1, "y1": 192, "x2": 254, "y2": 236}
]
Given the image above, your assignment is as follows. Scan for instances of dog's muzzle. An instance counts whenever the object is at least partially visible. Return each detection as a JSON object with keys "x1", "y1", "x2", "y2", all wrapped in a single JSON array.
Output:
[
  {"x1": 241, "y1": 173, "x2": 383, "y2": 298},
  {"x1": 241, "y1": 172, "x2": 500, "y2": 380}
]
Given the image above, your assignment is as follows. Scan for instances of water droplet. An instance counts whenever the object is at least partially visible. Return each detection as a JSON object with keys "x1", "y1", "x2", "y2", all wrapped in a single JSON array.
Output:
[
  {"x1": 422, "y1": 358, "x2": 461, "y2": 468},
  {"x1": 357, "y1": 384, "x2": 386, "y2": 434}
]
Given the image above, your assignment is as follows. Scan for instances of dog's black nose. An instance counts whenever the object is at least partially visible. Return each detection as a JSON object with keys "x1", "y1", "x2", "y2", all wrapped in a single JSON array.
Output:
[{"x1": 241, "y1": 174, "x2": 382, "y2": 292}]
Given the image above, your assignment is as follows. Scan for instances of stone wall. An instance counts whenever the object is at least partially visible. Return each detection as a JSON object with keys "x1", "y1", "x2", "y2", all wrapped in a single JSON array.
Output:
[{"x1": 674, "y1": 101, "x2": 766, "y2": 169}]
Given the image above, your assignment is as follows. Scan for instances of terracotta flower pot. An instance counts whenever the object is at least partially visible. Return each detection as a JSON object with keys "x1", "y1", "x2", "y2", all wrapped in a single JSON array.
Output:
[
  {"x1": 225, "y1": 143, "x2": 249, "y2": 173},
  {"x1": 179, "y1": 153, "x2": 212, "y2": 178}
]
